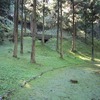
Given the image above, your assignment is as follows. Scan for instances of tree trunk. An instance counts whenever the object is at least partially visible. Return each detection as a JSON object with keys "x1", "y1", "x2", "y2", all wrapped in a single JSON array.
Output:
[
  {"x1": 91, "y1": 6, "x2": 94, "y2": 61},
  {"x1": 31, "y1": 0, "x2": 37, "y2": 63},
  {"x1": 75, "y1": 22, "x2": 77, "y2": 36},
  {"x1": 56, "y1": 0, "x2": 60, "y2": 52},
  {"x1": 71, "y1": 0, "x2": 76, "y2": 52},
  {"x1": 20, "y1": 0, "x2": 24, "y2": 54},
  {"x1": 13, "y1": 0, "x2": 19, "y2": 58},
  {"x1": 60, "y1": 0, "x2": 63, "y2": 58},
  {"x1": 84, "y1": 10, "x2": 87, "y2": 43}
]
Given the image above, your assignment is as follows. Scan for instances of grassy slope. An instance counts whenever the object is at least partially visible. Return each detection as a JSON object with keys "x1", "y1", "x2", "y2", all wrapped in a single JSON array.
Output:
[{"x1": 0, "y1": 36, "x2": 100, "y2": 99}]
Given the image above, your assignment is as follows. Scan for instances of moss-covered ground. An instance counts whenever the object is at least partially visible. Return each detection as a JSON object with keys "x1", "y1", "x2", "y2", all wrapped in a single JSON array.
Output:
[{"x1": 0, "y1": 36, "x2": 100, "y2": 100}]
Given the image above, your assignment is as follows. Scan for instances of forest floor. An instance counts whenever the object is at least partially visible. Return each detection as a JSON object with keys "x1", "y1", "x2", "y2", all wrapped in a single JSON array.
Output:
[
  {"x1": 1, "y1": 67, "x2": 100, "y2": 100},
  {"x1": 10, "y1": 66, "x2": 100, "y2": 100},
  {"x1": 0, "y1": 36, "x2": 100, "y2": 100}
]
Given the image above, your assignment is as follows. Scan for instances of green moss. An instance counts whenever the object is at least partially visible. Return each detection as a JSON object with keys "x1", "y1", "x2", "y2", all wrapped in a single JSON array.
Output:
[{"x1": 0, "y1": 37, "x2": 100, "y2": 99}]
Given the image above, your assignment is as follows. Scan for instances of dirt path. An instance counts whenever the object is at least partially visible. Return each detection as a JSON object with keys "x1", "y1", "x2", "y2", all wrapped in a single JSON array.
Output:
[{"x1": 11, "y1": 66, "x2": 100, "y2": 100}]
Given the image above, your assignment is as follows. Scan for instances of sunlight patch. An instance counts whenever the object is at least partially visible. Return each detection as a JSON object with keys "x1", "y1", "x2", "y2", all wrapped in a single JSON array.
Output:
[
  {"x1": 78, "y1": 56, "x2": 90, "y2": 61},
  {"x1": 95, "y1": 64, "x2": 100, "y2": 67},
  {"x1": 69, "y1": 50, "x2": 91, "y2": 61},
  {"x1": 95, "y1": 59, "x2": 100, "y2": 62},
  {"x1": 25, "y1": 83, "x2": 31, "y2": 88}
]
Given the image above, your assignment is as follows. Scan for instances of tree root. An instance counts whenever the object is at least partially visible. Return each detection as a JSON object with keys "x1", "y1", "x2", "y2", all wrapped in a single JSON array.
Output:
[
  {"x1": 0, "y1": 89, "x2": 15, "y2": 100},
  {"x1": 21, "y1": 66, "x2": 67, "y2": 87}
]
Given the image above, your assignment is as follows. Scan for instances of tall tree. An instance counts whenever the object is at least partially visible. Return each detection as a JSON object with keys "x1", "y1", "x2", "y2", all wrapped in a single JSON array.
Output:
[
  {"x1": 91, "y1": 0, "x2": 94, "y2": 61},
  {"x1": 20, "y1": 0, "x2": 24, "y2": 54},
  {"x1": 84, "y1": 9, "x2": 87, "y2": 43},
  {"x1": 59, "y1": 0, "x2": 63, "y2": 58},
  {"x1": 42, "y1": 0, "x2": 45, "y2": 45},
  {"x1": 31, "y1": 0, "x2": 37, "y2": 63},
  {"x1": 13, "y1": 0, "x2": 19, "y2": 58},
  {"x1": 56, "y1": 0, "x2": 60, "y2": 51},
  {"x1": 71, "y1": 0, "x2": 76, "y2": 52}
]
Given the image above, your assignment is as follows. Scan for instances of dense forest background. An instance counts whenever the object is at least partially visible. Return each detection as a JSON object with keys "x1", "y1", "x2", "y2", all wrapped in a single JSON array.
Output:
[{"x1": 0, "y1": 0, "x2": 100, "y2": 61}]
